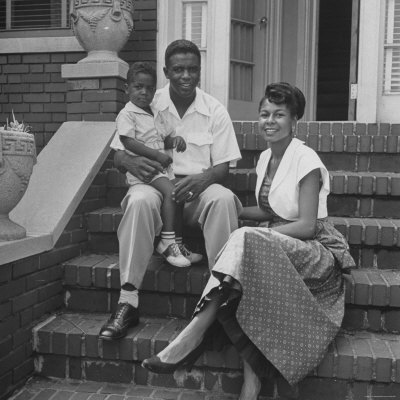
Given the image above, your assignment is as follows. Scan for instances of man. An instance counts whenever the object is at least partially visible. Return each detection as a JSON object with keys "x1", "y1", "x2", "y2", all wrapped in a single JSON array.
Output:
[{"x1": 99, "y1": 39, "x2": 242, "y2": 340}]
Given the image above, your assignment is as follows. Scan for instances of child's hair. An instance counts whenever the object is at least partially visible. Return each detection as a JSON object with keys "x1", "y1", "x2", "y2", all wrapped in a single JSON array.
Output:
[
  {"x1": 126, "y1": 62, "x2": 157, "y2": 85},
  {"x1": 164, "y1": 39, "x2": 201, "y2": 67}
]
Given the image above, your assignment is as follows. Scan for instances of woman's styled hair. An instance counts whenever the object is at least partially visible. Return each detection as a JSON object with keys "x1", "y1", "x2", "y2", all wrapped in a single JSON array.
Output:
[
  {"x1": 164, "y1": 39, "x2": 201, "y2": 67},
  {"x1": 260, "y1": 82, "x2": 306, "y2": 119},
  {"x1": 126, "y1": 62, "x2": 157, "y2": 85}
]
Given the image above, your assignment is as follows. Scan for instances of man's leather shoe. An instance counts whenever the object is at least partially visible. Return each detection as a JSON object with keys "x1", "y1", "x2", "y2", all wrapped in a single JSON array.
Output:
[{"x1": 99, "y1": 302, "x2": 139, "y2": 340}]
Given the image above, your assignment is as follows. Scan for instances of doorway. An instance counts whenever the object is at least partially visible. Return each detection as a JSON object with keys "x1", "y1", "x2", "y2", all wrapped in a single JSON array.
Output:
[
  {"x1": 316, "y1": 0, "x2": 354, "y2": 120},
  {"x1": 228, "y1": 0, "x2": 268, "y2": 121}
]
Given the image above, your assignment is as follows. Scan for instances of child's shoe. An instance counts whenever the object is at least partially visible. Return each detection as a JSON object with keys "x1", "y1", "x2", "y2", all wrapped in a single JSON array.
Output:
[
  {"x1": 178, "y1": 243, "x2": 203, "y2": 263},
  {"x1": 156, "y1": 242, "x2": 191, "y2": 267}
]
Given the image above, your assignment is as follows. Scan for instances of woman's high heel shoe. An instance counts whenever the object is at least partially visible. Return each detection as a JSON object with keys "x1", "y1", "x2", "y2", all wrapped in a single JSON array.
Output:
[{"x1": 141, "y1": 339, "x2": 205, "y2": 374}]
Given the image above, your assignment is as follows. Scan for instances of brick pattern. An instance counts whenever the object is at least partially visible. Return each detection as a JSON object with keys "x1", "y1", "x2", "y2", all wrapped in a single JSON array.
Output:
[
  {"x1": 0, "y1": 243, "x2": 87, "y2": 399},
  {"x1": 0, "y1": 0, "x2": 157, "y2": 157},
  {"x1": 233, "y1": 121, "x2": 400, "y2": 137},
  {"x1": 0, "y1": 170, "x2": 107, "y2": 398},
  {"x1": 66, "y1": 78, "x2": 127, "y2": 122},
  {"x1": 85, "y1": 206, "x2": 400, "y2": 252},
  {"x1": 62, "y1": 255, "x2": 400, "y2": 325},
  {"x1": 0, "y1": 53, "x2": 82, "y2": 154},
  {"x1": 12, "y1": 376, "x2": 400, "y2": 400},
  {"x1": 33, "y1": 313, "x2": 400, "y2": 388}
]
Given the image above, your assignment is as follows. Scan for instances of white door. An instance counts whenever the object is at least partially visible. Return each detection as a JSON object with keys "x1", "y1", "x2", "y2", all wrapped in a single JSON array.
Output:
[{"x1": 228, "y1": 0, "x2": 269, "y2": 120}]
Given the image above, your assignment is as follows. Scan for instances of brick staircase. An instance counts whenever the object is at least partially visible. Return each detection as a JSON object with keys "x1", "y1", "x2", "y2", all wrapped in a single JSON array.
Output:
[{"x1": 32, "y1": 122, "x2": 400, "y2": 399}]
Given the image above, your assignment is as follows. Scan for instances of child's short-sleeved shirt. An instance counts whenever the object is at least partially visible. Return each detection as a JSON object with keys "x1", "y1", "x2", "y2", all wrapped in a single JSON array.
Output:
[{"x1": 110, "y1": 101, "x2": 173, "y2": 185}]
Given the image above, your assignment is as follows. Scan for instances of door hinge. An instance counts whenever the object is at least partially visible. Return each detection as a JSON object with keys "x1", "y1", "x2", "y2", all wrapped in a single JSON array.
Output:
[{"x1": 350, "y1": 83, "x2": 358, "y2": 100}]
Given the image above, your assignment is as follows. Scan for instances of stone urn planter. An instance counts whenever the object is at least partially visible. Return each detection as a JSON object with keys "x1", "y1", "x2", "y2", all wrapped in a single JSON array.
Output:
[
  {"x1": 70, "y1": 0, "x2": 135, "y2": 64},
  {"x1": 0, "y1": 119, "x2": 36, "y2": 241}
]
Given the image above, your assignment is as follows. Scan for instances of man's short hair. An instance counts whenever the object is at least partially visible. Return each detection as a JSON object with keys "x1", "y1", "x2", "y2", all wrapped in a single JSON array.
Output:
[
  {"x1": 126, "y1": 62, "x2": 157, "y2": 84},
  {"x1": 164, "y1": 39, "x2": 201, "y2": 67}
]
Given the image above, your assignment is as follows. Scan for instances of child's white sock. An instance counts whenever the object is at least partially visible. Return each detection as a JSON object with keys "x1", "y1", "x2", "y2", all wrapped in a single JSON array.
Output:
[
  {"x1": 175, "y1": 236, "x2": 183, "y2": 245},
  {"x1": 158, "y1": 231, "x2": 175, "y2": 252},
  {"x1": 119, "y1": 288, "x2": 139, "y2": 308}
]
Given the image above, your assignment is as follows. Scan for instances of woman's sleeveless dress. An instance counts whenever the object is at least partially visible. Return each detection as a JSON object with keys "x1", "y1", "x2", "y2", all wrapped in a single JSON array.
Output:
[{"x1": 194, "y1": 171, "x2": 355, "y2": 385}]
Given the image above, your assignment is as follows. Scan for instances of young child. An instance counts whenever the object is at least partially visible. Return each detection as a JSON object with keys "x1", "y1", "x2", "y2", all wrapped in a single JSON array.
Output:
[{"x1": 116, "y1": 62, "x2": 202, "y2": 267}]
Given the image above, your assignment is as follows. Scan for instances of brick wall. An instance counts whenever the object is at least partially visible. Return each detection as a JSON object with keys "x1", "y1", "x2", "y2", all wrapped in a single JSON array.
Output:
[
  {"x1": 0, "y1": 0, "x2": 157, "y2": 154},
  {"x1": 0, "y1": 168, "x2": 108, "y2": 400}
]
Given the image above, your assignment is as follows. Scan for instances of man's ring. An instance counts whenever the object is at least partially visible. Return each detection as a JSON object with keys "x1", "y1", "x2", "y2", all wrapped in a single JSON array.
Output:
[{"x1": 186, "y1": 191, "x2": 194, "y2": 199}]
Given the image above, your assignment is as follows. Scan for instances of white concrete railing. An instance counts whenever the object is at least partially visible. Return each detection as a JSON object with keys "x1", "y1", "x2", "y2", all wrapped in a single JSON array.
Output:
[{"x1": 0, "y1": 121, "x2": 116, "y2": 265}]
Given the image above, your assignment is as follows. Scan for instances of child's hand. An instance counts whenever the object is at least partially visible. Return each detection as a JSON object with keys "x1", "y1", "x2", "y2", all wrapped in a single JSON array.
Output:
[
  {"x1": 173, "y1": 136, "x2": 187, "y2": 152},
  {"x1": 156, "y1": 152, "x2": 172, "y2": 169}
]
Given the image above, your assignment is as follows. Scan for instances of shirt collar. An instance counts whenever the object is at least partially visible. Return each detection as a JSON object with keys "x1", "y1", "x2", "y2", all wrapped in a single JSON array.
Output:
[
  {"x1": 126, "y1": 101, "x2": 155, "y2": 116},
  {"x1": 153, "y1": 84, "x2": 211, "y2": 117}
]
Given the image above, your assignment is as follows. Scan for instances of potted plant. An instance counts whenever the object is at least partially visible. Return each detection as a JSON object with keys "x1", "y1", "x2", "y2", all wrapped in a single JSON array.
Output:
[{"x1": 0, "y1": 112, "x2": 36, "y2": 240}]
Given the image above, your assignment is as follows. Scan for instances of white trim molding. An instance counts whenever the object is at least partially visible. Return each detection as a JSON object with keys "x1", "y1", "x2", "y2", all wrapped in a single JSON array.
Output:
[
  {"x1": 0, "y1": 37, "x2": 84, "y2": 54},
  {"x1": 265, "y1": 0, "x2": 283, "y2": 85},
  {"x1": 156, "y1": 0, "x2": 231, "y2": 106},
  {"x1": 296, "y1": 0, "x2": 319, "y2": 121},
  {"x1": 356, "y1": 0, "x2": 383, "y2": 122}
]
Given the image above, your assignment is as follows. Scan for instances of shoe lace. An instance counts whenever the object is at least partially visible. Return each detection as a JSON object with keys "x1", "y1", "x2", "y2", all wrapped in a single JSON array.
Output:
[
  {"x1": 178, "y1": 243, "x2": 191, "y2": 256},
  {"x1": 114, "y1": 303, "x2": 129, "y2": 319},
  {"x1": 169, "y1": 242, "x2": 182, "y2": 257}
]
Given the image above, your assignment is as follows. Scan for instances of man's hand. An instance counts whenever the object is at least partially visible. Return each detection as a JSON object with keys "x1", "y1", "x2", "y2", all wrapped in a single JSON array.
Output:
[
  {"x1": 172, "y1": 163, "x2": 229, "y2": 203},
  {"x1": 114, "y1": 150, "x2": 164, "y2": 182},
  {"x1": 173, "y1": 136, "x2": 187, "y2": 152},
  {"x1": 155, "y1": 152, "x2": 173, "y2": 169},
  {"x1": 172, "y1": 174, "x2": 209, "y2": 203}
]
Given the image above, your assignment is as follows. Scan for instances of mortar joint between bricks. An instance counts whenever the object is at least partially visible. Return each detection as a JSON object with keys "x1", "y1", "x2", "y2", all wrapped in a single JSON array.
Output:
[
  {"x1": 384, "y1": 339, "x2": 398, "y2": 382},
  {"x1": 365, "y1": 337, "x2": 378, "y2": 381},
  {"x1": 393, "y1": 222, "x2": 399, "y2": 247},
  {"x1": 371, "y1": 175, "x2": 377, "y2": 195},
  {"x1": 378, "y1": 271, "x2": 391, "y2": 306},
  {"x1": 376, "y1": 222, "x2": 383, "y2": 248},
  {"x1": 355, "y1": 199, "x2": 361, "y2": 218},
  {"x1": 344, "y1": 174, "x2": 349, "y2": 194},
  {"x1": 365, "y1": 272, "x2": 373, "y2": 305},
  {"x1": 91, "y1": 264, "x2": 96, "y2": 287}
]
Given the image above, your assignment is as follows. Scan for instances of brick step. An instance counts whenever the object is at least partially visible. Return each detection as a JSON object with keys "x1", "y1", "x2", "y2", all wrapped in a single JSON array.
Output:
[
  {"x1": 63, "y1": 254, "x2": 400, "y2": 333},
  {"x1": 233, "y1": 121, "x2": 400, "y2": 137},
  {"x1": 33, "y1": 312, "x2": 400, "y2": 390},
  {"x1": 105, "y1": 169, "x2": 400, "y2": 218},
  {"x1": 232, "y1": 132, "x2": 400, "y2": 171},
  {"x1": 86, "y1": 207, "x2": 400, "y2": 248},
  {"x1": 86, "y1": 236, "x2": 400, "y2": 271},
  {"x1": 13, "y1": 376, "x2": 400, "y2": 400}
]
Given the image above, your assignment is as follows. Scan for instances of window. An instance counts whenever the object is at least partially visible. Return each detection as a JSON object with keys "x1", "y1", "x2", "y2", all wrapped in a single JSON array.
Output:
[
  {"x1": 383, "y1": 0, "x2": 400, "y2": 93},
  {"x1": 0, "y1": 0, "x2": 69, "y2": 31}
]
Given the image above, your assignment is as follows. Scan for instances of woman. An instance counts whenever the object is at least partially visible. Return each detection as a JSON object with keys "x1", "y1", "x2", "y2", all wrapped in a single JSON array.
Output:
[{"x1": 142, "y1": 82, "x2": 355, "y2": 399}]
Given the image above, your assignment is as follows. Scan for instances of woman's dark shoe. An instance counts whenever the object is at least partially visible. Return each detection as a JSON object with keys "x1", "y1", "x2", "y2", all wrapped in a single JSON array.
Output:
[
  {"x1": 142, "y1": 339, "x2": 205, "y2": 374},
  {"x1": 99, "y1": 302, "x2": 139, "y2": 340}
]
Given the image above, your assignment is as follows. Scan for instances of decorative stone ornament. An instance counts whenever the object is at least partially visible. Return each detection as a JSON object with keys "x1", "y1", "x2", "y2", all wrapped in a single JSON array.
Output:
[
  {"x1": 70, "y1": 0, "x2": 135, "y2": 65},
  {"x1": 0, "y1": 128, "x2": 36, "y2": 241}
]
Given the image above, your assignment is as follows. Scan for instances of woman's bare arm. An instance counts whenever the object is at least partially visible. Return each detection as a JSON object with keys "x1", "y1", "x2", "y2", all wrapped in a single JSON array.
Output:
[{"x1": 271, "y1": 168, "x2": 320, "y2": 240}]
